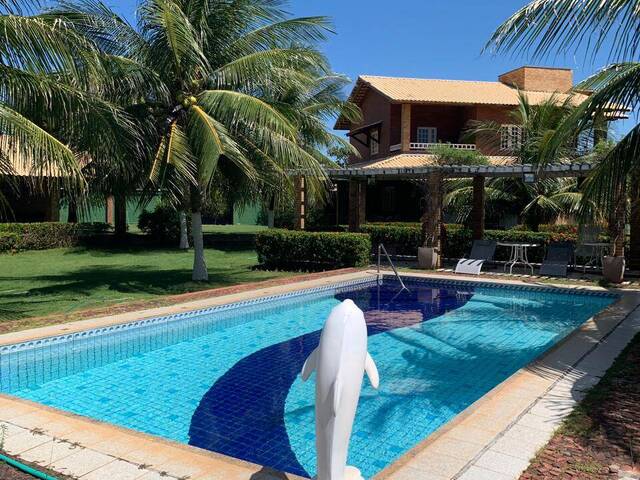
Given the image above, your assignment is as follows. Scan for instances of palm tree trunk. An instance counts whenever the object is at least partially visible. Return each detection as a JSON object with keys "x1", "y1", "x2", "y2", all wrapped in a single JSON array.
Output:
[
  {"x1": 267, "y1": 194, "x2": 275, "y2": 228},
  {"x1": 179, "y1": 211, "x2": 190, "y2": 249},
  {"x1": 609, "y1": 182, "x2": 627, "y2": 257},
  {"x1": 421, "y1": 172, "x2": 442, "y2": 250},
  {"x1": 114, "y1": 194, "x2": 127, "y2": 236},
  {"x1": 191, "y1": 186, "x2": 208, "y2": 281}
]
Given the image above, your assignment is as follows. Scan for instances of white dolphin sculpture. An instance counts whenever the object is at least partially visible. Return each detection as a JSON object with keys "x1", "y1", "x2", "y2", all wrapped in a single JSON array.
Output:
[{"x1": 301, "y1": 299, "x2": 380, "y2": 480}]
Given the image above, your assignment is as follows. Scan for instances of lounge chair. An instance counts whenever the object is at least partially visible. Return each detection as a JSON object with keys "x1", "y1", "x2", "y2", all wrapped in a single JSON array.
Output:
[
  {"x1": 539, "y1": 242, "x2": 574, "y2": 277},
  {"x1": 455, "y1": 240, "x2": 497, "y2": 275}
]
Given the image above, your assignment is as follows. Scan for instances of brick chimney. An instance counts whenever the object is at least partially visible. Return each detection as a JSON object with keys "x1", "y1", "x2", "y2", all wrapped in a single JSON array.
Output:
[{"x1": 499, "y1": 66, "x2": 573, "y2": 92}]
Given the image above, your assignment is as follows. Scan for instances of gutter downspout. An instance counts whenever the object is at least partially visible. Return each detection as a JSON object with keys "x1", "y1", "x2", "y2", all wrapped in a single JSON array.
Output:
[{"x1": 0, "y1": 452, "x2": 59, "y2": 480}]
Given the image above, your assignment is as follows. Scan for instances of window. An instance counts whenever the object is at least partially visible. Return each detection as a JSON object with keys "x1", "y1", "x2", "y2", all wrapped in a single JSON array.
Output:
[
  {"x1": 370, "y1": 128, "x2": 379, "y2": 155},
  {"x1": 417, "y1": 127, "x2": 437, "y2": 144},
  {"x1": 500, "y1": 124, "x2": 523, "y2": 151}
]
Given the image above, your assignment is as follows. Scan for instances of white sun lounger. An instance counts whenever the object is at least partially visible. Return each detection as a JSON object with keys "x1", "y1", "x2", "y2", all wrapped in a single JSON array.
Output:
[{"x1": 455, "y1": 240, "x2": 497, "y2": 275}]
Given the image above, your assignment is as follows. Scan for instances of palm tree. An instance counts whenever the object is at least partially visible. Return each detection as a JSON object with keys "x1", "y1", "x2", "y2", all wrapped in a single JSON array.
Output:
[
  {"x1": 460, "y1": 93, "x2": 596, "y2": 230},
  {"x1": 51, "y1": 0, "x2": 348, "y2": 280},
  {"x1": 0, "y1": 1, "x2": 156, "y2": 222},
  {"x1": 485, "y1": 0, "x2": 640, "y2": 258}
]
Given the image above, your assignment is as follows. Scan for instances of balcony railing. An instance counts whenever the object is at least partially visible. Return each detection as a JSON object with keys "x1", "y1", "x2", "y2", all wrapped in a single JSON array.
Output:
[
  {"x1": 411, "y1": 142, "x2": 476, "y2": 151},
  {"x1": 389, "y1": 143, "x2": 476, "y2": 152}
]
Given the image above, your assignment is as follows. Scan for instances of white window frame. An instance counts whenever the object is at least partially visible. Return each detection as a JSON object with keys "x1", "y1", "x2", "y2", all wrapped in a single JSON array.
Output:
[
  {"x1": 500, "y1": 124, "x2": 523, "y2": 151},
  {"x1": 417, "y1": 127, "x2": 437, "y2": 144},
  {"x1": 370, "y1": 128, "x2": 379, "y2": 155}
]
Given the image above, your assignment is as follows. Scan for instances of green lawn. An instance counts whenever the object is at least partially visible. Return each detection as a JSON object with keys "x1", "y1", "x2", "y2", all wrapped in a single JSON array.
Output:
[{"x1": 0, "y1": 245, "x2": 292, "y2": 325}]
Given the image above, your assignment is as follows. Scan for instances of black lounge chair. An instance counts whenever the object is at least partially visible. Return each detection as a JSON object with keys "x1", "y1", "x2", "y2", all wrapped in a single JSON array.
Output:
[
  {"x1": 455, "y1": 240, "x2": 497, "y2": 275},
  {"x1": 539, "y1": 242, "x2": 574, "y2": 277}
]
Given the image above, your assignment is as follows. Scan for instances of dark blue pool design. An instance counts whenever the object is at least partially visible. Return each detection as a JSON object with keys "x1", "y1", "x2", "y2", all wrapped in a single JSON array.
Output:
[{"x1": 189, "y1": 281, "x2": 473, "y2": 477}]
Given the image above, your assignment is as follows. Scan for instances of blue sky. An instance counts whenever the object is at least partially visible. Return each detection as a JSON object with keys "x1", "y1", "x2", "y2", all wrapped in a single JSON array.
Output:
[{"x1": 112, "y1": 0, "x2": 632, "y2": 136}]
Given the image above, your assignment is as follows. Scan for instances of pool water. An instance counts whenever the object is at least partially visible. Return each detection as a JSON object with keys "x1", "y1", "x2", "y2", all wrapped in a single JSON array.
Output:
[{"x1": 0, "y1": 278, "x2": 615, "y2": 479}]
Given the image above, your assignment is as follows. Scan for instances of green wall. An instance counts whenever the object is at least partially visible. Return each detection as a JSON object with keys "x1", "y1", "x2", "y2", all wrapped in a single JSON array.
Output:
[
  {"x1": 233, "y1": 202, "x2": 264, "y2": 225},
  {"x1": 59, "y1": 195, "x2": 161, "y2": 224}
]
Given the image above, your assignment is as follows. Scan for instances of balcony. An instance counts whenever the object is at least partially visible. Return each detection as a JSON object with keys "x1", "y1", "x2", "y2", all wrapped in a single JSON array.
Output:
[{"x1": 389, "y1": 143, "x2": 477, "y2": 153}]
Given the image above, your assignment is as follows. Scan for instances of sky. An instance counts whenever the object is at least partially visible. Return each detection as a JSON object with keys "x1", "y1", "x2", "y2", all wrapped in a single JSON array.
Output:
[{"x1": 111, "y1": 0, "x2": 633, "y2": 136}]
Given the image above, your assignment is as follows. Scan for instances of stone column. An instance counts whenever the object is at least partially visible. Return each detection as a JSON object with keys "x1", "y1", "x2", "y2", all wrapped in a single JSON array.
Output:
[
  {"x1": 293, "y1": 175, "x2": 306, "y2": 230},
  {"x1": 401, "y1": 104, "x2": 412, "y2": 153},
  {"x1": 471, "y1": 175, "x2": 485, "y2": 240}
]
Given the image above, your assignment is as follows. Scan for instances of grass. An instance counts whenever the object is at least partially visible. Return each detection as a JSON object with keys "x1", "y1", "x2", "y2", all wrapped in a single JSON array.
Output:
[{"x1": 0, "y1": 244, "x2": 293, "y2": 327}]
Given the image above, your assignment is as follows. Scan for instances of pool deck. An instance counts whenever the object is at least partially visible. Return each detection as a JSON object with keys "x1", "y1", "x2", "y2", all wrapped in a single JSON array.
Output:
[{"x1": 1, "y1": 270, "x2": 639, "y2": 480}]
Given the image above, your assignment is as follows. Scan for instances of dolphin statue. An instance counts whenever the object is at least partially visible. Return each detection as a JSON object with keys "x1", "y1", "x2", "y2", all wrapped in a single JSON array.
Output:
[{"x1": 301, "y1": 299, "x2": 380, "y2": 480}]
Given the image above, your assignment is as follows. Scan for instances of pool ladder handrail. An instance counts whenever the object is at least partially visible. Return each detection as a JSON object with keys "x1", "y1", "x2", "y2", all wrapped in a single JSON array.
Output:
[{"x1": 377, "y1": 243, "x2": 410, "y2": 292}]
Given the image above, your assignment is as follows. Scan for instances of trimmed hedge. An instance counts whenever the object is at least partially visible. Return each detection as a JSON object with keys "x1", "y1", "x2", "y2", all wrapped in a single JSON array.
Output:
[
  {"x1": 358, "y1": 222, "x2": 579, "y2": 262},
  {"x1": 0, "y1": 222, "x2": 111, "y2": 252},
  {"x1": 256, "y1": 229, "x2": 371, "y2": 270}
]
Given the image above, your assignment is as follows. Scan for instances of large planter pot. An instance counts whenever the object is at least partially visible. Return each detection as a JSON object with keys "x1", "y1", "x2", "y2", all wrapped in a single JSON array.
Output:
[
  {"x1": 418, "y1": 247, "x2": 439, "y2": 270},
  {"x1": 603, "y1": 255, "x2": 625, "y2": 284}
]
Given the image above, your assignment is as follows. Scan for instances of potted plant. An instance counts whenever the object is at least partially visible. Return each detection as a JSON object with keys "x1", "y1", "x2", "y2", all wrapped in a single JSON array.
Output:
[{"x1": 418, "y1": 234, "x2": 439, "y2": 269}]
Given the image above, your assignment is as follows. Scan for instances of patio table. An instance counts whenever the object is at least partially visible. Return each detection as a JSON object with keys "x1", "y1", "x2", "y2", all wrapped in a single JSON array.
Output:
[{"x1": 497, "y1": 242, "x2": 540, "y2": 275}]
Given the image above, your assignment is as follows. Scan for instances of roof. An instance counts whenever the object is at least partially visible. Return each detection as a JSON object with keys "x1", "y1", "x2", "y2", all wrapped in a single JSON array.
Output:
[
  {"x1": 335, "y1": 75, "x2": 590, "y2": 129},
  {"x1": 348, "y1": 154, "x2": 518, "y2": 170},
  {"x1": 327, "y1": 154, "x2": 595, "y2": 179},
  {"x1": 1, "y1": 136, "x2": 84, "y2": 178}
]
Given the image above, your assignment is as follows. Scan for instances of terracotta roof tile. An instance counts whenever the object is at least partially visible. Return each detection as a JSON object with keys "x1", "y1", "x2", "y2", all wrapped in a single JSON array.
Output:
[
  {"x1": 349, "y1": 154, "x2": 518, "y2": 170},
  {"x1": 358, "y1": 75, "x2": 588, "y2": 106}
]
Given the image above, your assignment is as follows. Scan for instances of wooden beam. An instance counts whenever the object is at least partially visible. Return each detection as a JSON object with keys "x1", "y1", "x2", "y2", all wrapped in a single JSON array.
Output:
[
  {"x1": 401, "y1": 104, "x2": 411, "y2": 153},
  {"x1": 471, "y1": 175, "x2": 485, "y2": 240},
  {"x1": 348, "y1": 179, "x2": 366, "y2": 232},
  {"x1": 629, "y1": 172, "x2": 640, "y2": 269},
  {"x1": 294, "y1": 175, "x2": 306, "y2": 230}
]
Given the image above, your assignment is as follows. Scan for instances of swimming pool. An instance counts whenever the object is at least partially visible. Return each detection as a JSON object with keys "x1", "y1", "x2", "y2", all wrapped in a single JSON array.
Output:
[{"x1": 0, "y1": 276, "x2": 615, "y2": 479}]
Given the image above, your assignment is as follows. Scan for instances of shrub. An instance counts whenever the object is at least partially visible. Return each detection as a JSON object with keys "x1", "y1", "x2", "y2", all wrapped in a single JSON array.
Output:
[
  {"x1": 431, "y1": 145, "x2": 490, "y2": 165},
  {"x1": 0, "y1": 223, "x2": 80, "y2": 251},
  {"x1": 256, "y1": 229, "x2": 371, "y2": 270},
  {"x1": 138, "y1": 204, "x2": 182, "y2": 243},
  {"x1": 360, "y1": 223, "x2": 422, "y2": 255},
  {"x1": 0, "y1": 232, "x2": 19, "y2": 252}
]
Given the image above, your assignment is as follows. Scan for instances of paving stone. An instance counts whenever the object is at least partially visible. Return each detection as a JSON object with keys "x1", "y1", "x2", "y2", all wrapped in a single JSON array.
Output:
[
  {"x1": 80, "y1": 459, "x2": 146, "y2": 480},
  {"x1": 3, "y1": 430, "x2": 51, "y2": 455},
  {"x1": 458, "y1": 465, "x2": 512, "y2": 480},
  {"x1": 475, "y1": 449, "x2": 530, "y2": 478},
  {"x1": 19, "y1": 439, "x2": 81, "y2": 466},
  {"x1": 51, "y1": 449, "x2": 116, "y2": 477}
]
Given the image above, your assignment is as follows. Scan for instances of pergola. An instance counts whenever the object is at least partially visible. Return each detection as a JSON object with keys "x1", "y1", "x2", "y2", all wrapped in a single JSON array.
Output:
[{"x1": 292, "y1": 161, "x2": 596, "y2": 241}]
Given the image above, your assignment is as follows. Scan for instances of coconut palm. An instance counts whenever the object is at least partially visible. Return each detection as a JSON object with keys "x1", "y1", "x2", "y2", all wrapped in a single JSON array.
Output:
[
  {"x1": 459, "y1": 93, "x2": 597, "y2": 230},
  {"x1": 50, "y1": 0, "x2": 348, "y2": 280},
  {"x1": 485, "y1": 0, "x2": 640, "y2": 257},
  {"x1": 0, "y1": 1, "x2": 155, "y2": 208}
]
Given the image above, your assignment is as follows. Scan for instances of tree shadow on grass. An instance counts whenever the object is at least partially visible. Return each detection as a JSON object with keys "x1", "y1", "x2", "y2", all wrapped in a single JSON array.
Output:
[{"x1": 0, "y1": 262, "x2": 278, "y2": 321}]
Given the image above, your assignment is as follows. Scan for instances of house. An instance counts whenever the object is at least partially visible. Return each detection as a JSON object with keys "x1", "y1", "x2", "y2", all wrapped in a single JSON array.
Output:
[{"x1": 332, "y1": 66, "x2": 593, "y2": 224}]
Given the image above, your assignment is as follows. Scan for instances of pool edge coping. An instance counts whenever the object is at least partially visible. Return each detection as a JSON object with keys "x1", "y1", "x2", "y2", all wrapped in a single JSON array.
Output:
[
  {"x1": 0, "y1": 270, "x2": 636, "y2": 480},
  {"x1": 372, "y1": 271, "x2": 640, "y2": 480}
]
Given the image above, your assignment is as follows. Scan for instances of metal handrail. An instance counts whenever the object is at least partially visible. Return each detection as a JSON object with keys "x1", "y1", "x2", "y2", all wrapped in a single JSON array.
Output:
[{"x1": 377, "y1": 243, "x2": 410, "y2": 292}]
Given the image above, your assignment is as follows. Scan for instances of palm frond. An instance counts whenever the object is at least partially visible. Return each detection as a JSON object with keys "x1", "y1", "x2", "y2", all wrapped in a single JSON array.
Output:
[{"x1": 485, "y1": 0, "x2": 640, "y2": 60}]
